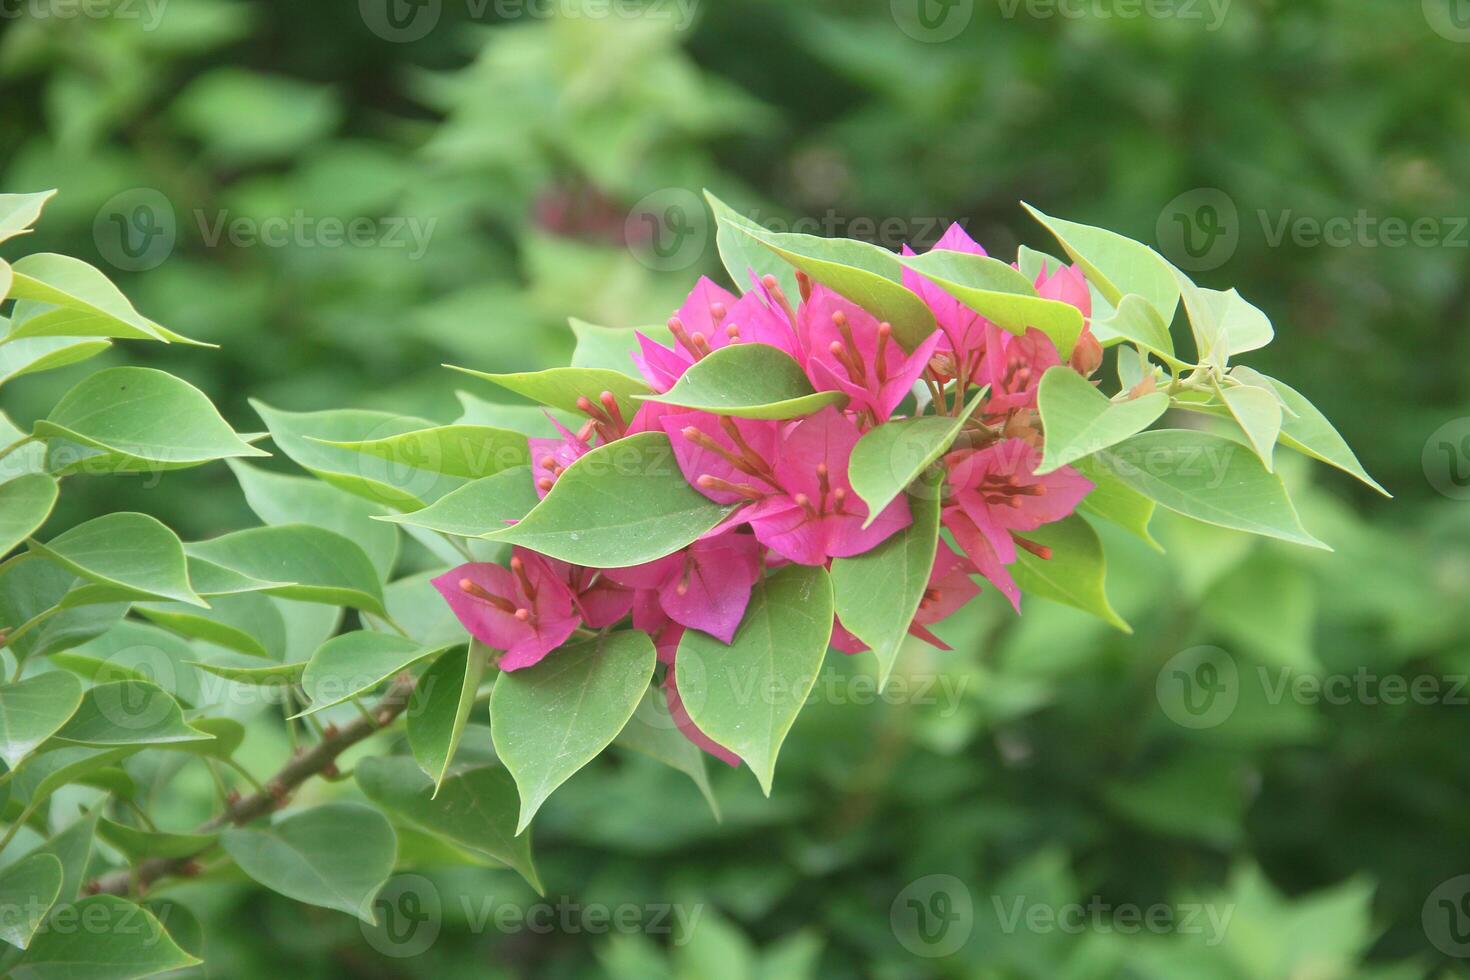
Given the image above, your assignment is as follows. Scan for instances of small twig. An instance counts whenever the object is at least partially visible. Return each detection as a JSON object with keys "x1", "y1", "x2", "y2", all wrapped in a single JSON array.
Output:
[{"x1": 87, "y1": 675, "x2": 417, "y2": 897}]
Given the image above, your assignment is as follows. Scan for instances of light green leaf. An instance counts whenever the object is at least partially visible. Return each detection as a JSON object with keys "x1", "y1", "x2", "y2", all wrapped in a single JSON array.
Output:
[
  {"x1": 96, "y1": 818, "x2": 218, "y2": 862},
  {"x1": 1072, "y1": 456, "x2": 1160, "y2": 550},
  {"x1": 643, "y1": 344, "x2": 846, "y2": 419},
  {"x1": 356, "y1": 756, "x2": 541, "y2": 892},
  {"x1": 6, "y1": 253, "x2": 208, "y2": 346},
  {"x1": 0, "y1": 337, "x2": 111, "y2": 388},
  {"x1": 297, "y1": 632, "x2": 453, "y2": 716},
  {"x1": 1091, "y1": 293, "x2": 1181, "y2": 366},
  {"x1": 186, "y1": 659, "x2": 306, "y2": 689},
  {"x1": 29, "y1": 513, "x2": 205, "y2": 608},
  {"x1": 897, "y1": 249, "x2": 1085, "y2": 357},
  {"x1": 135, "y1": 591, "x2": 287, "y2": 661},
  {"x1": 1174, "y1": 271, "x2": 1273, "y2": 366},
  {"x1": 0, "y1": 559, "x2": 128, "y2": 662},
  {"x1": 0, "y1": 853, "x2": 63, "y2": 950},
  {"x1": 848, "y1": 386, "x2": 987, "y2": 526},
  {"x1": 34, "y1": 368, "x2": 264, "y2": 474},
  {"x1": 570, "y1": 318, "x2": 671, "y2": 372},
  {"x1": 1023, "y1": 204, "x2": 1179, "y2": 325},
  {"x1": 680, "y1": 565, "x2": 834, "y2": 794},
  {"x1": 614, "y1": 687, "x2": 720, "y2": 820},
  {"x1": 186, "y1": 525, "x2": 385, "y2": 614},
  {"x1": 704, "y1": 192, "x2": 800, "y2": 301},
  {"x1": 380, "y1": 466, "x2": 539, "y2": 539},
  {"x1": 0, "y1": 190, "x2": 56, "y2": 244},
  {"x1": 0, "y1": 475, "x2": 58, "y2": 557},
  {"x1": 1218, "y1": 380, "x2": 1283, "y2": 470},
  {"x1": 713, "y1": 210, "x2": 937, "y2": 351},
  {"x1": 52, "y1": 681, "x2": 214, "y2": 748},
  {"x1": 409, "y1": 643, "x2": 490, "y2": 795},
  {"x1": 1251, "y1": 375, "x2": 1388, "y2": 496},
  {"x1": 487, "y1": 432, "x2": 733, "y2": 566},
  {"x1": 1011, "y1": 515, "x2": 1130, "y2": 631},
  {"x1": 9, "y1": 746, "x2": 135, "y2": 816},
  {"x1": 1093, "y1": 430, "x2": 1328, "y2": 549},
  {"x1": 492, "y1": 631, "x2": 657, "y2": 833},
  {"x1": 1035, "y1": 366, "x2": 1169, "y2": 474},
  {"x1": 316, "y1": 425, "x2": 529, "y2": 481},
  {"x1": 453, "y1": 392, "x2": 576, "y2": 435},
  {"x1": 448, "y1": 365, "x2": 650, "y2": 422},
  {"x1": 249, "y1": 401, "x2": 448, "y2": 509},
  {"x1": 22, "y1": 807, "x2": 99, "y2": 904},
  {"x1": 0, "y1": 673, "x2": 83, "y2": 769},
  {"x1": 54, "y1": 620, "x2": 202, "y2": 707},
  {"x1": 221, "y1": 803, "x2": 395, "y2": 924},
  {"x1": 831, "y1": 476, "x2": 942, "y2": 689},
  {"x1": 227, "y1": 460, "x2": 399, "y2": 579},
  {"x1": 12, "y1": 894, "x2": 201, "y2": 979}
]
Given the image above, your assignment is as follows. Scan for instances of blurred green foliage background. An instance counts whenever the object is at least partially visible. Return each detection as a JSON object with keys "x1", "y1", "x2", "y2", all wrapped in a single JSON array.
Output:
[{"x1": 3, "y1": 0, "x2": 1470, "y2": 976}]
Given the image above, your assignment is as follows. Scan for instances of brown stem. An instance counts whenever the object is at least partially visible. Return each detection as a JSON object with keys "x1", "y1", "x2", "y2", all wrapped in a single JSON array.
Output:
[{"x1": 87, "y1": 675, "x2": 417, "y2": 898}]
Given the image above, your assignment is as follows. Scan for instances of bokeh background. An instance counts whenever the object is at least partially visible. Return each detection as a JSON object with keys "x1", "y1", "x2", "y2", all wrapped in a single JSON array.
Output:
[{"x1": 3, "y1": 0, "x2": 1470, "y2": 975}]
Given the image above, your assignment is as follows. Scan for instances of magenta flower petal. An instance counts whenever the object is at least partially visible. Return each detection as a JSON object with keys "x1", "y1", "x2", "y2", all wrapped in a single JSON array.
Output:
[
  {"x1": 662, "y1": 410, "x2": 783, "y2": 507},
  {"x1": 433, "y1": 552, "x2": 582, "y2": 670}
]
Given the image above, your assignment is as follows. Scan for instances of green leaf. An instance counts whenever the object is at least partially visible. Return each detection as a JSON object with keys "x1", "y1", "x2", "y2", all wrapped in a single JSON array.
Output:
[
  {"x1": 1091, "y1": 294, "x2": 1180, "y2": 366},
  {"x1": 0, "y1": 337, "x2": 111, "y2": 388},
  {"x1": 569, "y1": 318, "x2": 671, "y2": 372},
  {"x1": 249, "y1": 401, "x2": 449, "y2": 509},
  {"x1": 9, "y1": 746, "x2": 135, "y2": 816},
  {"x1": 409, "y1": 643, "x2": 490, "y2": 795},
  {"x1": 5, "y1": 253, "x2": 207, "y2": 346},
  {"x1": 713, "y1": 211, "x2": 937, "y2": 352},
  {"x1": 55, "y1": 620, "x2": 202, "y2": 707},
  {"x1": 34, "y1": 368, "x2": 265, "y2": 474},
  {"x1": 362, "y1": 571, "x2": 469, "y2": 648},
  {"x1": 1217, "y1": 380, "x2": 1283, "y2": 471},
  {"x1": 186, "y1": 525, "x2": 385, "y2": 614},
  {"x1": 1092, "y1": 430, "x2": 1328, "y2": 549},
  {"x1": 227, "y1": 460, "x2": 398, "y2": 579},
  {"x1": 52, "y1": 681, "x2": 214, "y2": 748},
  {"x1": 0, "y1": 475, "x2": 58, "y2": 557},
  {"x1": 896, "y1": 249, "x2": 1085, "y2": 357},
  {"x1": 23, "y1": 807, "x2": 99, "y2": 905},
  {"x1": 1011, "y1": 515, "x2": 1130, "y2": 631},
  {"x1": 643, "y1": 344, "x2": 847, "y2": 419},
  {"x1": 492, "y1": 631, "x2": 657, "y2": 833},
  {"x1": 221, "y1": 803, "x2": 395, "y2": 924},
  {"x1": 1035, "y1": 366, "x2": 1169, "y2": 474},
  {"x1": 97, "y1": 817, "x2": 218, "y2": 862},
  {"x1": 1174, "y1": 271, "x2": 1273, "y2": 366},
  {"x1": 704, "y1": 192, "x2": 800, "y2": 301},
  {"x1": 1072, "y1": 456, "x2": 1160, "y2": 550},
  {"x1": 298, "y1": 632, "x2": 452, "y2": 716},
  {"x1": 135, "y1": 591, "x2": 287, "y2": 661},
  {"x1": 848, "y1": 387, "x2": 987, "y2": 526},
  {"x1": 614, "y1": 687, "x2": 719, "y2": 820},
  {"x1": 29, "y1": 513, "x2": 205, "y2": 608},
  {"x1": 447, "y1": 365, "x2": 650, "y2": 422},
  {"x1": 12, "y1": 895, "x2": 201, "y2": 979},
  {"x1": 316, "y1": 425, "x2": 530, "y2": 481},
  {"x1": 487, "y1": 432, "x2": 733, "y2": 566},
  {"x1": 1252, "y1": 374, "x2": 1388, "y2": 496},
  {"x1": 0, "y1": 190, "x2": 56, "y2": 245},
  {"x1": 680, "y1": 565, "x2": 834, "y2": 794},
  {"x1": 1023, "y1": 204, "x2": 1180, "y2": 325},
  {"x1": 831, "y1": 478, "x2": 941, "y2": 689},
  {"x1": 380, "y1": 466, "x2": 539, "y2": 539},
  {"x1": 0, "y1": 560, "x2": 128, "y2": 662},
  {"x1": 356, "y1": 756, "x2": 542, "y2": 892},
  {"x1": 0, "y1": 673, "x2": 83, "y2": 769},
  {"x1": 453, "y1": 392, "x2": 577, "y2": 435},
  {"x1": 186, "y1": 659, "x2": 306, "y2": 689},
  {"x1": 0, "y1": 853, "x2": 63, "y2": 950}
]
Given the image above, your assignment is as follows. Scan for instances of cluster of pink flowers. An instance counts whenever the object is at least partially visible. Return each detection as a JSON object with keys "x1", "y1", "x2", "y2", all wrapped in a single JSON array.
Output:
[{"x1": 435, "y1": 224, "x2": 1099, "y2": 764}]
